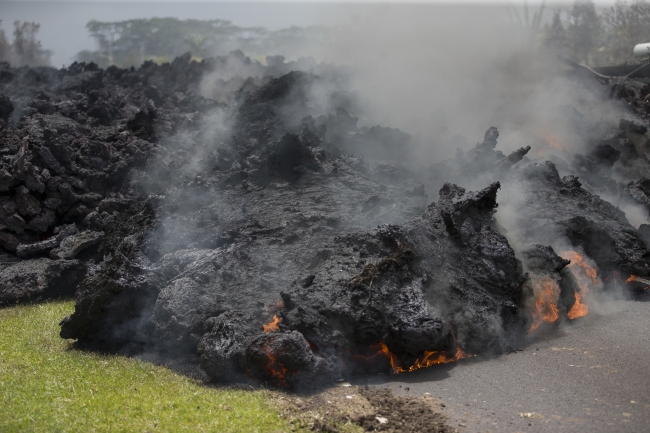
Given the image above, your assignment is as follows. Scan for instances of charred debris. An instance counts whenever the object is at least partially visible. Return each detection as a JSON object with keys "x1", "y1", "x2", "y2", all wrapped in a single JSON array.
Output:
[{"x1": 1, "y1": 53, "x2": 650, "y2": 389}]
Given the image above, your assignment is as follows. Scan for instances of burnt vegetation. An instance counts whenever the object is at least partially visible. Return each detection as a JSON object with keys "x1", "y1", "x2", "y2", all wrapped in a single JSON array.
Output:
[{"x1": 1, "y1": 35, "x2": 650, "y2": 391}]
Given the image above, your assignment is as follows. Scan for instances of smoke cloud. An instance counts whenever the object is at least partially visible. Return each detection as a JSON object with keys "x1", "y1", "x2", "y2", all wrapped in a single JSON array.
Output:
[{"x1": 173, "y1": 4, "x2": 650, "y2": 319}]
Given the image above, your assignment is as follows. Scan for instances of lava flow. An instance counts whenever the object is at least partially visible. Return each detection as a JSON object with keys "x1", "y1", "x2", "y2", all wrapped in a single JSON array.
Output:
[
  {"x1": 373, "y1": 342, "x2": 470, "y2": 374},
  {"x1": 560, "y1": 251, "x2": 600, "y2": 319},
  {"x1": 529, "y1": 277, "x2": 561, "y2": 331},
  {"x1": 263, "y1": 315, "x2": 282, "y2": 332}
]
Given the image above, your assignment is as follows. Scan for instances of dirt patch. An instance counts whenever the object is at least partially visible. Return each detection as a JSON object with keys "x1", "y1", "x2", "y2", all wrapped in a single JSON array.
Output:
[{"x1": 272, "y1": 385, "x2": 455, "y2": 433}]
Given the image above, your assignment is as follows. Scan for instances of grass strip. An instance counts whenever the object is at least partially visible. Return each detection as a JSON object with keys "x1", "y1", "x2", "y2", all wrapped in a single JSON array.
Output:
[{"x1": 0, "y1": 301, "x2": 294, "y2": 433}]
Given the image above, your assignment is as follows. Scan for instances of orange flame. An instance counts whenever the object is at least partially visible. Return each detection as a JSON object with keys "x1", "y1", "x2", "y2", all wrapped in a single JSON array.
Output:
[
  {"x1": 377, "y1": 342, "x2": 402, "y2": 374},
  {"x1": 538, "y1": 131, "x2": 570, "y2": 153},
  {"x1": 626, "y1": 274, "x2": 650, "y2": 290},
  {"x1": 529, "y1": 277, "x2": 561, "y2": 331},
  {"x1": 568, "y1": 291, "x2": 588, "y2": 319},
  {"x1": 372, "y1": 342, "x2": 471, "y2": 374},
  {"x1": 400, "y1": 347, "x2": 470, "y2": 373},
  {"x1": 560, "y1": 251, "x2": 600, "y2": 320},
  {"x1": 263, "y1": 315, "x2": 281, "y2": 332}
]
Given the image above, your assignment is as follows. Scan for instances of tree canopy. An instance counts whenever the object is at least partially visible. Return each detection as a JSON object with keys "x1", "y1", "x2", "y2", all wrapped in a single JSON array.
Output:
[
  {"x1": 543, "y1": 0, "x2": 650, "y2": 65},
  {"x1": 0, "y1": 20, "x2": 51, "y2": 67},
  {"x1": 78, "y1": 17, "x2": 329, "y2": 68}
]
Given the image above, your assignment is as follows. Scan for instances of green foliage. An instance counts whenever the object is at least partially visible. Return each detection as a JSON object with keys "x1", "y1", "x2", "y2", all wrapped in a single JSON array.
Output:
[
  {"x1": 80, "y1": 17, "x2": 328, "y2": 68},
  {"x1": 0, "y1": 20, "x2": 51, "y2": 66},
  {"x1": 0, "y1": 301, "x2": 296, "y2": 433},
  {"x1": 542, "y1": 0, "x2": 650, "y2": 65}
]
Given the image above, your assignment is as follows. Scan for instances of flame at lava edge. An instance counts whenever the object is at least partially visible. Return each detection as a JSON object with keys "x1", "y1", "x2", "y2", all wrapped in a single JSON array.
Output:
[
  {"x1": 375, "y1": 342, "x2": 471, "y2": 374},
  {"x1": 260, "y1": 315, "x2": 290, "y2": 387},
  {"x1": 263, "y1": 315, "x2": 282, "y2": 332},
  {"x1": 529, "y1": 277, "x2": 561, "y2": 331},
  {"x1": 567, "y1": 291, "x2": 588, "y2": 319},
  {"x1": 529, "y1": 251, "x2": 600, "y2": 331},
  {"x1": 626, "y1": 274, "x2": 650, "y2": 290},
  {"x1": 560, "y1": 251, "x2": 599, "y2": 320}
]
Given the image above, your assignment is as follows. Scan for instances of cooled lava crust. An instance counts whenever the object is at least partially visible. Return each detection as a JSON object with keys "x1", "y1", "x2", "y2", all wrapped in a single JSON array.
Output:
[{"x1": 1, "y1": 54, "x2": 650, "y2": 388}]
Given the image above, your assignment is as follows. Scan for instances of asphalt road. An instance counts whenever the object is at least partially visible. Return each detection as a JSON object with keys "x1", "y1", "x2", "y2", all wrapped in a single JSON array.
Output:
[{"x1": 357, "y1": 294, "x2": 650, "y2": 433}]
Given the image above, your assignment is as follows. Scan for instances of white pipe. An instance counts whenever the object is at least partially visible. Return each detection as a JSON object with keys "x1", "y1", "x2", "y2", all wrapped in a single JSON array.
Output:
[{"x1": 633, "y1": 43, "x2": 650, "y2": 58}]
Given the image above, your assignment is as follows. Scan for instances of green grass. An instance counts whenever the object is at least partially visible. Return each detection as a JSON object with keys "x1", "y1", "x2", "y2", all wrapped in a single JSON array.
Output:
[{"x1": 0, "y1": 301, "x2": 295, "y2": 433}]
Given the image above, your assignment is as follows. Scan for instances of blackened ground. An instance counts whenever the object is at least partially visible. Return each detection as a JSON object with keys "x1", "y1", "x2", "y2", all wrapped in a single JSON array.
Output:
[
  {"x1": 357, "y1": 387, "x2": 452, "y2": 433},
  {"x1": 273, "y1": 385, "x2": 454, "y2": 433}
]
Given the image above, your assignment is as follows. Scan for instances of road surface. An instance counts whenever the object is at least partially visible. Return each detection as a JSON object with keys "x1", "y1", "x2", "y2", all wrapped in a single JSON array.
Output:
[{"x1": 357, "y1": 294, "x2": 650, "y2": 433}]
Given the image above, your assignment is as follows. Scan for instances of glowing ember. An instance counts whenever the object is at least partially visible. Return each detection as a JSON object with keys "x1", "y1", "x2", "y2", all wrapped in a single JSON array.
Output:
[
  {"x1": 399, "y1": 347, "x2": 470, "y2": 373},
  {"x1": 529, "y1": 277, "x2": 561, "y2": 331},
  {"x1": 372, "y1": 342, "x2": 470, "y2": 374},
  {"x1": 626, "y1": 274, "x2": 650, "y2": 289},
  {"x1": 262, "y1": 344, "x2": 289, "y2": 387},
  {"x1": 538, "y1": 131, "x2": 570, "y2": 153},
  {"x1": 568, "y1": 290, "x2": 588, "y2": 319},
  {"x1": 560, "y1": 251, "x2": 601, "y2": 320},
  {"x1": 262, "y1": 315, "x2": 282, "y2": 332},
  {"x1": 377, "y1": 342, "x2": 402, "y2": 374}
]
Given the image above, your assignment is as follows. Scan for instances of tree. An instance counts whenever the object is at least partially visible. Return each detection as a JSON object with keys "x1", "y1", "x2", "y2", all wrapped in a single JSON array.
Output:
[
  {"x1": 601, "y1": 0, "x2": 650, "y2": 63},
  {"x1": 0, "y1": 21, "x2": 10, "y2": 63},
  {"x1": 0, "y1": 20, "x2": 50, "y2": 66},
  {"x1": 12, "y1": 21, "x2": 50, "y2": 66},
  {"x1": 543, "y1": 10, "x2": 568, "y2": 52},
  {"x1": 542, "y1": 0, "x2": 650, "y2": 65},
  {"x1": 79, "y1": 17, "x2": 329, "y2": 68},
  {"x1": 84, "y1": 18, "x2": 251, "y2": 67},
  {"x1": 566, "y1": 0, "x2": 602, "y2": 64}
]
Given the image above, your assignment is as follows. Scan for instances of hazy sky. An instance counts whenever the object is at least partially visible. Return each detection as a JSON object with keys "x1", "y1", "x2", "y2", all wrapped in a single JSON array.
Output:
[{"x1": 0, "y1": 1, "x2": 619, "y2": 66}]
